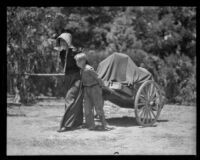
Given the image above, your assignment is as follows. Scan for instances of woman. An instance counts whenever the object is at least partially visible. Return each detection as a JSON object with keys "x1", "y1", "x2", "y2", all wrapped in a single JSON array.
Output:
[{"x1": 56, "y1": 32, "x2": 84, "y2": 132}]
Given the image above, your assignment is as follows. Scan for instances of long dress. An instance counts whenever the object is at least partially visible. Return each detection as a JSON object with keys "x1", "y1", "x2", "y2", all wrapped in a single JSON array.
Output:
[{"x1": 59, "y1": 48, "x2": 83, "y2": 129}]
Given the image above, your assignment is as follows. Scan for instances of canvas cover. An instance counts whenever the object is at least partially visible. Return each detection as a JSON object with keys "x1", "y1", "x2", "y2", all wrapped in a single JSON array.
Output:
[{"x1": 97, "y1": 52, "x2": 152, "y2": 86}]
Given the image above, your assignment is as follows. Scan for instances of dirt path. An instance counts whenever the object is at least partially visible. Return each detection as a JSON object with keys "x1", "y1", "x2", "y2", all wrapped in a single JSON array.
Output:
[{"x1": 7, "y1": 99, "x2": 196, "y2": 155}]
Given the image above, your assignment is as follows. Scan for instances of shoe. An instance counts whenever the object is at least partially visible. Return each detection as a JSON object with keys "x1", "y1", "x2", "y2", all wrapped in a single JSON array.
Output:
[
  {"x1": 88, "y1": 127, "x2": 95, "y2": 130},
  {"x1": 88, "y1": 125, "x2": 96, "y2": 130},
  {"x1": 95, "y1": 125, "x2": 107, "y2": 131},
  {"x1": 57, "y1": 127, "x2": 68, "y2": 132},
  {"x1": 77, "y1": 124, "x2": 86, "y2": 129}
]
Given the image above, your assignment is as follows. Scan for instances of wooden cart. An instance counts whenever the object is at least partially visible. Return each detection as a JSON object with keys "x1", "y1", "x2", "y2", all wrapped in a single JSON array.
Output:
[{"x1": 102, "y1": 80, "x2": 164, "y2": 127}]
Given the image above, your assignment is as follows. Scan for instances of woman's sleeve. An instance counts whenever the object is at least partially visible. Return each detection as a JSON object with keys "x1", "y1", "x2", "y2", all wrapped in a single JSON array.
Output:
[{"x1": 60, "y1": 50, "x2": 66, "y2": 68}]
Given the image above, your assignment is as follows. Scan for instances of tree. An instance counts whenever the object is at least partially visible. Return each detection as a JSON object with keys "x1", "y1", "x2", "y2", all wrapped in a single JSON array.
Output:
[
  {"x1": 7, "y1": 7, "x2": 61, "y2": 103},
  {"x1": 106, "y1": 14, "x2": 142, "y2": 53},
  {"x1": 7, "y1": 7, "x2": 196, "y2": 105}
]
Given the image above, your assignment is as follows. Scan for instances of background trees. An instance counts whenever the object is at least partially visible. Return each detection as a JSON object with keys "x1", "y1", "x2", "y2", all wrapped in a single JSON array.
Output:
[{"x1": 7, "y1": 7, "x2": 196, "y2": 105}]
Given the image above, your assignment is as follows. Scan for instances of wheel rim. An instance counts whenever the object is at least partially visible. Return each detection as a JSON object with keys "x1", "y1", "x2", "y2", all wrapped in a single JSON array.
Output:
[{"x1": 135, "y1": 80, "x2": 162, "y2": 127}]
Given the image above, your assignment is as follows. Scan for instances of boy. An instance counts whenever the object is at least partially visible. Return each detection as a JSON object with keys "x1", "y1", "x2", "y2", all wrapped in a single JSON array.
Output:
[{"x1": 74, "y1": 53, "x2": 107, "y2": 130}]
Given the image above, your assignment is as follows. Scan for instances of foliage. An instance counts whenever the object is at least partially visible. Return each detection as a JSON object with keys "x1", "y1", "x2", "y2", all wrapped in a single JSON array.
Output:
[{"x1": 7, "y1": 7, "x2": 196, "y2": 105}]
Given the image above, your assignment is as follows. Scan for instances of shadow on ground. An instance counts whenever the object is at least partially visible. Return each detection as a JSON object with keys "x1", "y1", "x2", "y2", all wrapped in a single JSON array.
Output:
[
  {"x1": 157, "y1": 119, "x2": 169, "y2": 122},
  {"x1": 106, "y1": 116, "x2": 138, "y2": 127},
  {"x1": 106, "y1": 116, "x2": 169, "y2": 127}
]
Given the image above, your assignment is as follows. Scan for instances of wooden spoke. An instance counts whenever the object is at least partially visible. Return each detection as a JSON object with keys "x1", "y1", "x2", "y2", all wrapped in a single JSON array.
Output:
[
  {"x1": 149, "y1": 107, "x2": 156, "y2": 118},
  {"x1": 139, "y1": 107, "x2": 145, "y2": 119},
  {"x1": 141, "y1": 109, "x2": 146, "y2": 123},
  {"x1": 148, "y1": 109, "x2": 152, "y2": 122},
  {"x1": 148, "y1": 109, "x2": 152, "y2": 124},
  {"x1": 137, "y1": 102, "x2": 146, "y2": 106},
  {"x1": 148, "y1": 84, "x2": 153, "y2": 100},
  {"x1": 150, "y1": 85, "x2": 156, "y2": 100},
  {"x1": 137, "y1": 105, "x2": 143, "y2": 114},
  {"x1": 147, "y1": 84, "x2": 153, "y2": 100},
  {"x1": 145, "y1": 109, "x2": 149, "y2": 124},
  {"x1": 149, "y1": 83, "x2": 153, "y2": 95},
  {"x1": 145, "y1": 85, "x2": 150, "y2": 99},
  {"x1": 151, "y1": 95, "x2": 159, "y2": 102},
  {"x1": 139, "y1": 96, "x2": 147, "y2": 105},
  {"x1": 140, "y1": 94, "x2": 145, "y2": 98},
  {"x1": 141, "y1": 86, "x2": 148, "y2": 98},
  {"x1": 148, "y1": 84, "x2": 152, "y2": 99},
  {"x1": 140, "y1": 95, "x2": 147, "y2": 103},
  {"x1": 139, "y1": 92, "x2": 146, "y2": 101},
  {"x1": 142, "y1": 109, "x2": 148, "y2": 123}
]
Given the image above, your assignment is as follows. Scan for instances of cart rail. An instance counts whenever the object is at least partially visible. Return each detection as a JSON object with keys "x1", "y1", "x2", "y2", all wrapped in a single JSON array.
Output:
[{"x1": 9, "y1": 73, "x2": 65, "y2": 76}]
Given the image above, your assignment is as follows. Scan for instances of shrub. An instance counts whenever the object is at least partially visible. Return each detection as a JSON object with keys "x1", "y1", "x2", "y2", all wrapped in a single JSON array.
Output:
[{"x1": 158, "y1": 54, "x2": 196, "y2": 105}]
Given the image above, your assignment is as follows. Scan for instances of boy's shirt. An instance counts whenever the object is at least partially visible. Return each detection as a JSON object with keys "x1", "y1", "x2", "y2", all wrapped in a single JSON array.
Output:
[{"x1": 81, "y1": 64, "x2": 104, "y2": 87}]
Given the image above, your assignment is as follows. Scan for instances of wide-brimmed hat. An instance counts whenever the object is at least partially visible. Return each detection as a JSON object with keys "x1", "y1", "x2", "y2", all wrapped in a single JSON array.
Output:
[{"x1": 56, "y1": 33, "x2": 74, "y2": 48}]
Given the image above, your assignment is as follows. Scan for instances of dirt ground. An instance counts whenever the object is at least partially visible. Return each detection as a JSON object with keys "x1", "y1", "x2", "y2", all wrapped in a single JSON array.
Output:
[{"x1": 7, "y1": 99, "x2": 196, "y2": 155}]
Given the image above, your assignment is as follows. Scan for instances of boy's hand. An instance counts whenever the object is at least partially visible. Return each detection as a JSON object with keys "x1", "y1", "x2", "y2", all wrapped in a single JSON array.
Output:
[
  {"x1": 100, "y1": 84, "x2": 106, "y2": 89},
  {"x1": 99, "y1": 81, "x2": 105, "y2": 88}
]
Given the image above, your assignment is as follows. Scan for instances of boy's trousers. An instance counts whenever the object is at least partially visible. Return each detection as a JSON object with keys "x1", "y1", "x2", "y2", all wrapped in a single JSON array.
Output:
[{"x1": 83, "y1": 84, "x2": 105, "y2": 128}]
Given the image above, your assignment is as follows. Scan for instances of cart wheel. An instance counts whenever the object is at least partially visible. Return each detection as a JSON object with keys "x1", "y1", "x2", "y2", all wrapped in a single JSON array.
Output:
[{"x1": 134, "y1": 80, "x2": 163, "y2": 127}]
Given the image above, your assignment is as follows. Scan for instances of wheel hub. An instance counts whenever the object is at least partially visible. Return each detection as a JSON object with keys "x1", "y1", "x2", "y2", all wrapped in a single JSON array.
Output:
[{"x1": 149, "y1": 101, "x2": 154, "y2": 106}]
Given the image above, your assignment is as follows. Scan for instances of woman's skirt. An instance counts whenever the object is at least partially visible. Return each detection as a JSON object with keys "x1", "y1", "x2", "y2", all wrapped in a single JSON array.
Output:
[{"x1": 59, "y1": 72, "x2": 83, "y2": 129}]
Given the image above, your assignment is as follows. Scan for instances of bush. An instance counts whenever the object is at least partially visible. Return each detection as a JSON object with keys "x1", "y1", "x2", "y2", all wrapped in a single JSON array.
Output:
[
  {"x1": 158, "y1": 54, "x2": 196, "y2": 105},
  {"x1": 174, "y1": 55, "x2": 196, "y2": 105}
]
